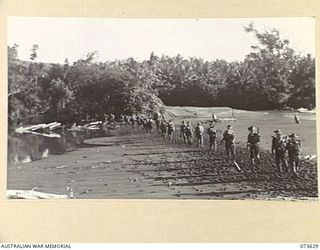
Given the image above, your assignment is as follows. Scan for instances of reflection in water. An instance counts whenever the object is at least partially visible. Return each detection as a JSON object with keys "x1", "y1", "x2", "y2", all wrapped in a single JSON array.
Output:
[
  {"x1": 22, "y1": 155, "x2": 32, "y2": 163},
  {"x1": 42, "y1": 148, "x2": 49, "y2": 158},
  {"x1": 8, "y1": 128, "x2": 109, "y2": 164}
]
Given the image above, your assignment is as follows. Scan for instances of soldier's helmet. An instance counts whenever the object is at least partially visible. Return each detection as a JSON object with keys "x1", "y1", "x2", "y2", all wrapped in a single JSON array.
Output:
[
  {"x1": 289, "y1": 133, "x2": 297, "y2": 138},
  {"x1": 248, "y1": 126, "x2": 256, "y2": 132},
  {"x1": 274, "y1": 129, "x2": 282, "y2": 135}
]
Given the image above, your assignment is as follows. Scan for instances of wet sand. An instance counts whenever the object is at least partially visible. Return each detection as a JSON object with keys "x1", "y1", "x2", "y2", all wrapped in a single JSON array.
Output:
[{"x1": 7, "y1": 126, "x2": 318, "y2": 200}]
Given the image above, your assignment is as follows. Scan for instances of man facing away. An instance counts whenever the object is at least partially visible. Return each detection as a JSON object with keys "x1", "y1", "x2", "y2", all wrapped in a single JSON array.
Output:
[
  {"x1": 160, "y1": 120, "x2": 167, "y2": 138},
  {"x1": 271, "y1": 129, "x2": 288, "y2": 172},
  {"x1": 155, "y1": 117, "x2": 161, "y2": 133},
  {"x1": 146, "y1": 118, "x2": 153, "y2": 133},
  {"x1": 180, "y1": 121, "x2": 187, "y2": 143},
  {"x1": 166, "y1": 120, "x2": 175, "y2": 141},
  {"x1": 207, "y1": 123, "x2": 217, "y2": 151},
  {"x1": 247, "y1": 126, "x2": 261, "y2": 166},
  {"x1": 221, "y1": 125, "x2": 236, "y2": 162},
  {"x1": 286, "y1": 133, "x2": 301, "y2": 177},
  {"x1": 195, "y1": 122, "x2": 204, "y2": 147},
  {"x1": 185, "y1": 121, "x2": 194, "y2": 145},
  {"x1": 130, "y1": 116, "x2": 135, "y2": 128}
]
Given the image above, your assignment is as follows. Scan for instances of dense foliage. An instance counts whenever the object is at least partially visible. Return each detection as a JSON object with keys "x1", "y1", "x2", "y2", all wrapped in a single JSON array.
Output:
[{"x1": 8, "y1": 24, "x2": 315, "y2": 127}]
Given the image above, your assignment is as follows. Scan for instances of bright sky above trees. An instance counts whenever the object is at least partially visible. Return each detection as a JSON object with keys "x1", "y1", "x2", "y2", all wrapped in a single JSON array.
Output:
[{"x1": 7, "y1": 17, "x2": 315, "y2": 64}]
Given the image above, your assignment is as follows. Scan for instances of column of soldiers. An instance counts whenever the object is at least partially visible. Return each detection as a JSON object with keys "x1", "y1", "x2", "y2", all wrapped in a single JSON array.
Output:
[
  {"x1": 271, "y1": 129, "x2": 301, "y2": 176},
  {"x1": 160, "y1": 119, "x2": 301, "y2": 175},
  {"x1": 112, "y1": 113, "x2": 302, "y2": 176}
]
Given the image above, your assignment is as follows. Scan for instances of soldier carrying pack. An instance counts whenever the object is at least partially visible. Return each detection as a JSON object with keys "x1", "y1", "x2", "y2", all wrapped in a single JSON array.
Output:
[
  {"x1": 272, "y1": 129, "x2": 288, "y2": 172},
  {"x1": 247, "y1": 126, "x2": 261, "y2": 166}
]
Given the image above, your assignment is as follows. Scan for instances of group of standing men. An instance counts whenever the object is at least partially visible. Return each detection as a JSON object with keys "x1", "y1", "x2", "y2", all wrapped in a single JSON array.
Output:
[
  {"x1": 207, "y1": 124, "x2": 301, "y2": 176},
  {"x1": 163, "y1": 119, "x2": 301, "y2": 175},
  {"x1": 179, "y1": 121, "x2": 213, "y2": 148},
  {"x1": 109, "y1": 112, "x2": 302, "y2": 176},
  {"x1": 271, "y1": 129, "x2": 301, "y2": 176}
]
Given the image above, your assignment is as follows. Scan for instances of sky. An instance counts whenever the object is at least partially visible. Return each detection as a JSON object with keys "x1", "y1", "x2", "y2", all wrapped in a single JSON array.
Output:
[{"x1": 7, "y1": 17, "x2": 315, "y2": 64}]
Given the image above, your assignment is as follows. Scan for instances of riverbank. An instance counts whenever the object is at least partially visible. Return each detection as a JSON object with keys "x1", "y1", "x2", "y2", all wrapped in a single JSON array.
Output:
[{"x1": 7, "y1": 126, "x2": 318, "y2": 200}]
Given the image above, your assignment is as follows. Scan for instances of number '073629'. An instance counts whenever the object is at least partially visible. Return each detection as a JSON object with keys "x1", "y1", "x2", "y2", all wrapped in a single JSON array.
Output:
[{"x1": 300, "y1": 244, "x2": 319, "y2": 248}]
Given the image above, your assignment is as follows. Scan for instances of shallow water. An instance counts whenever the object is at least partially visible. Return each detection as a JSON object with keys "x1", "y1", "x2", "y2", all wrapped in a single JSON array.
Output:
[{"x1": 7, "y1": 128, "x2": 106, "y2": 165}]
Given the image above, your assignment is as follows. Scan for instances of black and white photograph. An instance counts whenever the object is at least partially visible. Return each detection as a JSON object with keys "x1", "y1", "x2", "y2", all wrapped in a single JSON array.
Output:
[{"x1": 7, "y1": 17, "x2": 317, "y2": 200}]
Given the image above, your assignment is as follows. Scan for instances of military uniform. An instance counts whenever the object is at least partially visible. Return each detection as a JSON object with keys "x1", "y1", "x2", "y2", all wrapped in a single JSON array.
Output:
[
  {"x1": 286, "y1": 133, "x2": 300, "y2": 176},
  {"x1": 247, "y1": 126, "x2": 261, "y2": 165},
  {"x1": 272, "y1": 130, "x2": 287, "y2": 172},
  {"x1": 155, "y1": 118, "x2": 161, "y2": 133},
  {"x1": 180, "y1": 121, "x2": 187, "y2": 143},
  {"x1": 130, "y1": 116, "x2": 135, "y2": 128},
  {"x1": 195, "y1": 122, "x2": 204, "y2": 147},
  {"x1": 160, "y1": 121, "x2": 167, "y2": 137},
  {"x1": 146, "y1": 119, "x2": 153, "y2": 133},
  {"x1": 185, "y1": 122, "x2": 194, "y2": 145},
  {"x1": 167, "y1": 121, "x2": 175, "y2": 141},
  {"x1": 207, "y1": 124, "x2": 217, "y2": 151},
  {"x1": 221, "y1": 125, "x2": 235, "y2": 161}
]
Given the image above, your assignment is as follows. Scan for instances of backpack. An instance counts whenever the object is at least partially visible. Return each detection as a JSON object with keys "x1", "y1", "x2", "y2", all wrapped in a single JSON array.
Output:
[
  {"x1": 161, "y1": 123, "x2": 167, "y2": 131},
  {"x1": 195, "y1": 125, "x2": 203, "y2": 136},
  {"x1": 248, "y1": 132, "x2": 260, "y2": 144},
  {"x1": 273, "y1": 136, "x2": 286, "y2": 152},
  {"x1": 168, "y1": 123, "x2": 175, "y2": 132},
  {"x1": 224, "y1": 130, "x2": 235, "y2": 142},
  {"x1": 180, "y1": 124, "x2": 186, "y2": 132},
  {"x1": 185, "y1": 126, "x2": 193, "y2": 136},
  {"x1": 207, "y1": 127, "x2": 217, "y2": 138},
  {"x1": 147, "y1": 120, "x2": 153, "y2": 128},
  {"x1": 287, "y1": 140, "x2": 300, "y2": 154}
]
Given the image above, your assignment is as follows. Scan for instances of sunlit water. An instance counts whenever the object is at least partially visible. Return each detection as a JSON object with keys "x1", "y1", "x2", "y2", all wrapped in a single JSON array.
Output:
[{"x1": 8, "y1": 129, "x2": 107, "y2": 164}]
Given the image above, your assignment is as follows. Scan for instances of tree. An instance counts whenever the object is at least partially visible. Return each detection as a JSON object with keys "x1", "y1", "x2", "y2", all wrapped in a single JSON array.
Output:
[
  {"x1": 242, "y1": 24, "x2": 297, "y2": 108},
  {"x1": 288, "y1": 54, "x2": 315, "y2": 108},
  {"x1": 8, "y1": 44, "x2": 46, "y2": 126},
  {"x1": 7, "y1": 24, "x2": 315, "y2": 128}
]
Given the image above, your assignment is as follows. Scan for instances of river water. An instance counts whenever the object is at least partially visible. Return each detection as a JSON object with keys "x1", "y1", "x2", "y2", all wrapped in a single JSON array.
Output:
[{"x1": 7, "y1": 128, "x2": 109, "y2": 165}]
